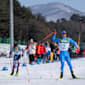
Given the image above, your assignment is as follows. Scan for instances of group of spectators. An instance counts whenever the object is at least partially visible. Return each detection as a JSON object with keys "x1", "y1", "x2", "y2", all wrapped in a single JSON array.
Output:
[
  {"x1": 25, "y1": 39, "x2": 60, "y2": 65},
  {"x1": 24, "y1": 38, "x2": 81, "y2": 65}
]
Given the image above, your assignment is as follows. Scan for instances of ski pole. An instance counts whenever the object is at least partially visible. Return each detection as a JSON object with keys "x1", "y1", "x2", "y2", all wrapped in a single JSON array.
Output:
[{"x1": 43, "y1": 32, "x2": 54, "y2": 40}]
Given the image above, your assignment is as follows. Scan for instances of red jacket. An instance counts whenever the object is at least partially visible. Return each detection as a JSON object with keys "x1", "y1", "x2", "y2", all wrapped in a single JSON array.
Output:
[
  {"x1": 36, "y1": 44, "x2": 41, "y2": 55},
  {"x1": 36, "y1": 44, "x2": 46, "y2": 55},
  {"x1": 40, "y1": 45, "x2": 46, "y2": 54}
]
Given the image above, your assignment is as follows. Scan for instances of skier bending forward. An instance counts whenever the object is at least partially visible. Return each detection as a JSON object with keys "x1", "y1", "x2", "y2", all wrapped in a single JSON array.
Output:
[{"x1": 52, "y1": 30, "x2": 80, "y2": 80}]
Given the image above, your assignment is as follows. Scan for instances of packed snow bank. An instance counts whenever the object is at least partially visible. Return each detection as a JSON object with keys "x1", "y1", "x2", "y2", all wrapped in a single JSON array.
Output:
[
  {"x1": 0, "y1": 43, "x2": 26, "y2": 57},
  {"x1": 0, "y1": 44, "x2": 10, "y2": 57},
  {"x1": 0, "y1": 57, "x2": 85, "y2": 85}
]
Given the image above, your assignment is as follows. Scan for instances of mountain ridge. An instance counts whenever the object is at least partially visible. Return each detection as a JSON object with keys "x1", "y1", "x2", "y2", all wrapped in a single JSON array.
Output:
[{"x1": 30, "y1": 2, "x2": 85, "y2": 22}]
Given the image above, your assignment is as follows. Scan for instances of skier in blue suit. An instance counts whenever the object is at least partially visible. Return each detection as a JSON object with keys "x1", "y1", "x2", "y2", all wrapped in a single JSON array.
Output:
[{"x1": 52, "y1": 30, "x2": 80, "y2": 79}]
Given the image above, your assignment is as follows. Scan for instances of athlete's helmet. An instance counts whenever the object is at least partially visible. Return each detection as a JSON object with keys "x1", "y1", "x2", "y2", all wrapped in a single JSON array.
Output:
[{"x1": 61, "y1": 30, "x2": 67, "y2": 34}]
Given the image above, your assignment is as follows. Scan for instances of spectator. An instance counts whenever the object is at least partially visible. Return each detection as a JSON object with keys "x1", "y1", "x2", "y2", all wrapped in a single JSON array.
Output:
[
  {"x1": 25, "y1": 39, "x2": 36, "y2": 65},
  {"x1": 36, "y1": 42, "x2": 46, "y2": 64},
  {"x1": 43, "y1": 41, "x2": 51, "y2": 63},
  {"x1": 10, "y1": 42, "x2": 23, "y2": 76},
  {"x1": 36, "y1": 42, "x2": 42, "y2": 64},
  {"x1": 50, "y1": 41, "x2": 57, "y2": 62}
]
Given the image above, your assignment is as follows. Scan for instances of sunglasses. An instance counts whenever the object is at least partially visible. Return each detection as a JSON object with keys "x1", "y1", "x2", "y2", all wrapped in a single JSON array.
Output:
[{"x1": 62, "y1": 33, "x2": 67, "y2": 34}]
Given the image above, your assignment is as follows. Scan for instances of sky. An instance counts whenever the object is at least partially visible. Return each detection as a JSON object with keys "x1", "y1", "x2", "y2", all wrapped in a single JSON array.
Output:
[{"x1": 18, "y1": 0, "x2": 85, "y2": 12}]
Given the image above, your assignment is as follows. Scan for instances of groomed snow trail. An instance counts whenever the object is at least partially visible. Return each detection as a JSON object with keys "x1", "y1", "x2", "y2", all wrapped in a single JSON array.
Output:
[{"x1": 0, "y1": 57, "x2": 85, "y2": 85}]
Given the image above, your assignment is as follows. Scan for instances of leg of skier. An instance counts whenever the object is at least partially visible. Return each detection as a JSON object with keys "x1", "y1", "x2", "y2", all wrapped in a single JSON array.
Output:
[
  {"x1": 59, "y1": 52, "x2": 65, "y2": 79},
  {"x1": 65, "y1": 53, "x2": 77, "y2": 79},
  {"x1": 10, "y1": 61, "x2": 16, "y2": 75},
  {"x1": 16, "y1": 61, "x2": 20, "y2": 76},
  {"x1": 15, "y1": 55, "x2": 21, "y2": 76}
]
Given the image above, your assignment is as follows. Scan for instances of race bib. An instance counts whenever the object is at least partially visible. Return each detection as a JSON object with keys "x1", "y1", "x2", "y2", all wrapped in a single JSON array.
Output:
[{"x1": 59, "y1": 38, "x2": 70, "y2": 51}]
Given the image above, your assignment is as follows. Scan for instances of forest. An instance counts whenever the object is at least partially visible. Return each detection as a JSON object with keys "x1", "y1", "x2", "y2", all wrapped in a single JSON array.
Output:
[{"x1": 0, "y1": 0, "x2": 85, "y2": 43}]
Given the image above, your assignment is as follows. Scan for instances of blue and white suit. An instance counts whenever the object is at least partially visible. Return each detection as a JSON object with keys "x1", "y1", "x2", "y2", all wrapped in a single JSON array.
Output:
[{"x1": 52, "y1": 34, "x2": 79, "y2": 73}]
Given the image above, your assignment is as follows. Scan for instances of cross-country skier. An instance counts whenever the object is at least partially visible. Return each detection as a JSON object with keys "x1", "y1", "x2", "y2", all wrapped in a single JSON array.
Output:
[
  {"x1": 52, "y1": 30, "x2": 80, "y2": 80},
  {"x1": 10, "y1": 42, "x2": 23, "y2": 76}
]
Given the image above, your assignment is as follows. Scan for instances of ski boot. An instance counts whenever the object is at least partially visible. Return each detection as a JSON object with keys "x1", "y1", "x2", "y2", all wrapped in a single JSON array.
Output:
[
  {"x1": 71, "y1": 72, "x2": 77, "y2": 79},
  {"x1": 10, "y1": 70, "x2": 14, "y2": 76},
  {"x1": 58, "y1": 72, "x2": 63, "y2": 80},
  {"x1": 15, "y1": 70, "x2": 19, "y2": 76}
]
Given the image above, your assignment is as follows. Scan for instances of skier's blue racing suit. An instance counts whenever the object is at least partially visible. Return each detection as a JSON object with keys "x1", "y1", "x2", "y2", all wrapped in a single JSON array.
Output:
[{"x1": 52, "y1": 34, "x2": 79, "y2": 73}]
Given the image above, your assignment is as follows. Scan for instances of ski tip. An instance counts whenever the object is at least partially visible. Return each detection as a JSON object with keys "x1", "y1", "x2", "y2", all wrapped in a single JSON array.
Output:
[
  {"x1": 57, "y1": 78, "x2": 63, "y2": 80},
  {"x1": 74, "y1": 77, "x2": 85, "y2": 80},
  {"x1": 5, "y1": 74, "x2": 13, "y2": 77}
]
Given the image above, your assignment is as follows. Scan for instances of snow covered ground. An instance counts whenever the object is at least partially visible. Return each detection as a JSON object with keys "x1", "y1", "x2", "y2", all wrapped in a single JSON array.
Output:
[
  {"x1": 0, "y1": 44, "x2": 85, "y2": 85},
  {"x1": 0, "y1": 57, "x2": 85, "y2": 85}
]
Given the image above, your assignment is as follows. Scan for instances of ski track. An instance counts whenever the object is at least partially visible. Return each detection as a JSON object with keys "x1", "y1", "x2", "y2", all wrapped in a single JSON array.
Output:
[{"x1": 0, "y1": 57, "x2": 85, "y2": 85}]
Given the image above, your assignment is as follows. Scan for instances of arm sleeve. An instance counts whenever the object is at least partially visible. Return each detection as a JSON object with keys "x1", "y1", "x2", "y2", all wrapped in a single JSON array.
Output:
[
  {"x1": 25, "y1": 43, "x2": 30, "y2": 49},
  {"x1": 52, "y1": 34, "x2": 60, "y2": 43},
  {"x1": 69, "y1": 38, "x2": 79, "y2": 48}
]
